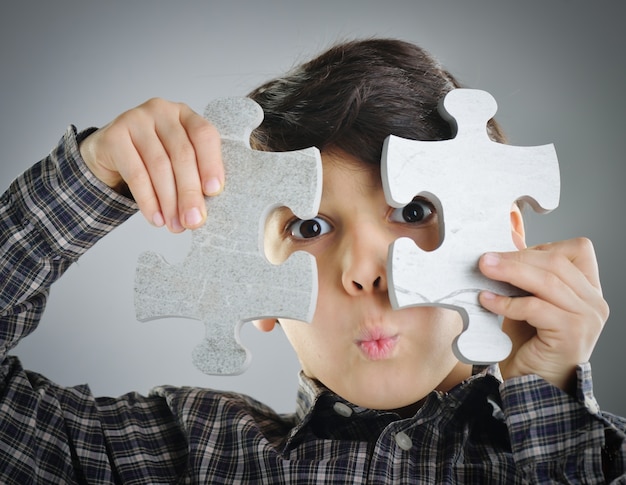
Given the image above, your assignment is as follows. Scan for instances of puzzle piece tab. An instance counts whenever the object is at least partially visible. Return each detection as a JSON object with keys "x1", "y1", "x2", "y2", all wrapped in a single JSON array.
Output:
[
  {"x1": 382, "y1": 89, "x2": 560, "y2": 364},
  {"x1": 134, "y1": 97, "x2": 322, "y2": 375}
]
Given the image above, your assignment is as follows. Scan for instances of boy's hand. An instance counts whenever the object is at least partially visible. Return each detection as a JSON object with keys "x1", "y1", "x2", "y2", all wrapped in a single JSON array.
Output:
[
  {"x1": 478, "y1": 238, "x2": 609, "y2": 393},
  {"x1": 79, "y1": 98, "x2": 224, "y2": 233}
]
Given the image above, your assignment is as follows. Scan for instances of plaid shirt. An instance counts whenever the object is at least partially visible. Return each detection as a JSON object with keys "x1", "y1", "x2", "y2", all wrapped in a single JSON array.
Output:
[{"x1": 1, "y1": 127, "x2": 625, "y2": 484}]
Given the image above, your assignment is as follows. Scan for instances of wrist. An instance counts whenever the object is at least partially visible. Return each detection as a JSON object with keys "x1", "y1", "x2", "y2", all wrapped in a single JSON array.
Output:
[
  {"x1": 78, "y1": 129, "x2": 127, "y2": 195},
  {"x1": 500, "y1": 359, "x2": 579, "y2": 396}
]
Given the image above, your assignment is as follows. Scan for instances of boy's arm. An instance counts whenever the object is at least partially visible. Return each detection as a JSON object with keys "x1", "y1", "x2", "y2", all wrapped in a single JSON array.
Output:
[
  {"x1": 1, "y1": 99, "x2": 224, "y2": 359},
  {"x1": 0, "y1": 126, "x2": 138, "y2": 359},
  {"x1": 500, "y1": 363, "x2": 626, "y2": 482}
]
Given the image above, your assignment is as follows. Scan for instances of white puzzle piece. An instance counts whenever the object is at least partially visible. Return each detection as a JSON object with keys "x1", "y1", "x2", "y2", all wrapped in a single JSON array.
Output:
[
  {"x1": 134, "y1": 97, "x2": 322, "y2": 375},
  {"x1": 382, "y1": 88, "x2": 560, "y2": 364}
]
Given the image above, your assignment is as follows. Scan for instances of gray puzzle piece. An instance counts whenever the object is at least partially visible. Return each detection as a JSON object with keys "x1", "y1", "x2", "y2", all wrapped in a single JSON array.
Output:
[
  {"x1": 135, "y1": 97, "x2": 322, "y2": 375},
  {"x1": 382, "y1": 89, "x2": 560, "y2": 364}
]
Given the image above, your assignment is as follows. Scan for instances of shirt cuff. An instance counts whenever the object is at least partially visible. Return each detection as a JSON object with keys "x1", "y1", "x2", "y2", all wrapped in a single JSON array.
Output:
[
  {"x1": 11, "y1": 125, "x2": 138, "y2": 260},
  {"x1": 499, "y1": 363, "x2": 605, "y2": 469}
]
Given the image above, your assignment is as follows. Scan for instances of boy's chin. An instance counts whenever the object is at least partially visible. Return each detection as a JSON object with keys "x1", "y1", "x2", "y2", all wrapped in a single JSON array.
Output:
[
  {"x1": 322, "y1": 360, "x2": 471, "y2": 412},
  {"x1": 350, "y1": 390, "x2": 430, "y2": 414},
  {"x1": 324, "y1": 375, "x2": 435, "y2": 412}
]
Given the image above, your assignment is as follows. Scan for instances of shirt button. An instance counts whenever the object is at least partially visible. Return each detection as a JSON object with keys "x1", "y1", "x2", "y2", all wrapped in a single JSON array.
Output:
[
  {"x1": 332, "y1": 402, "x2": 353, "y2": 417},
  {"x1": 394, "y1": 431, "x2": 413, "y2": 451}
]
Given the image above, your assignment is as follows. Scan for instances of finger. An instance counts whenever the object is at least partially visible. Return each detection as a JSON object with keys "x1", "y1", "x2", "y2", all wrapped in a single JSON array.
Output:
[
  {"x1": 93, "y1": 125, "x2": 166, "y2": 228},
  {"x1": 480, "y1": 290, "x2": 571, "y2": 331},
  {"x1": 481, "y1": 285, "x2": 606, "y2": 357},
  {"x1": 179, "y1": 105, "x2": 224, "y2": 196},
  {"x1": 129, "y1": 126, "x2": 184, "y2": 233},
  {"x1": 480, "y1": 241, "x2": 604, "y2": 313},
  {"x1": 503, "y1": 238, "x2": 602, "y2": 293},
  {"x1": 154, "y1": 113, "x2": 206, "y2": 230},
  {"x1": 529, "y1": 238, "x2": 603, "y2": 293},
  {"x1": 483, "y1": 292, "x2": 602, "y2": 368},
  {"x1": 480, "y1": 251, "x2": 590, "y2": 315}
]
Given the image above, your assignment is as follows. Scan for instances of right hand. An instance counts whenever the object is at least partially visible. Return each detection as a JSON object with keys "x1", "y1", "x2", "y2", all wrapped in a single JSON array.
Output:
[{"x1": 79, "y1": 98, "x2": 224, "y2": 233}]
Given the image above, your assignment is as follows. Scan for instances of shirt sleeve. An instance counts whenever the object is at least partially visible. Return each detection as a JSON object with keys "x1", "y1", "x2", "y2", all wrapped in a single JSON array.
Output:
[
  {"x1": 0, "y1": 125, "x2": 138, "y2": 359},
  {"x1": 0, "y1": 128, "x2": 191, "y2": 483},
  {"x1": 500, "y1": 362, "x2": 626, "y2": 483}
]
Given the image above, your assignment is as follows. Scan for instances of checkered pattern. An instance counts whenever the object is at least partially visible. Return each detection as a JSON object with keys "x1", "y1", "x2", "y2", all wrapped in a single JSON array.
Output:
[{"x1": 1, "y1": 127, "x2": 625, "y2": 483}]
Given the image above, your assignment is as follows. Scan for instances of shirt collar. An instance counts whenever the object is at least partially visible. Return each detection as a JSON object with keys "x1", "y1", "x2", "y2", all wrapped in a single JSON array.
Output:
[
  {"x1": 294, "y1": 363, "x2": 503, "y2": 424},
  {"x1": 285, "y1": 373, "x2": 400, "y2": 451},
  {"x1": 284, "y1": 367, "x2": 503, "y2": 452},
  {"x1": 294, "y1": 372, "x2": 324, "y2": 424}
]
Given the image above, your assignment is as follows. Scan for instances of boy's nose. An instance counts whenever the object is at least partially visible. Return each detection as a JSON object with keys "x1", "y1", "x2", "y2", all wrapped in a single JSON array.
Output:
[
  {"x1": 348, "y1": 275, "x2": 385, "y2": 293},
  {"x1": 340, "y1": 225, "x2": 389, "y2": 296}
]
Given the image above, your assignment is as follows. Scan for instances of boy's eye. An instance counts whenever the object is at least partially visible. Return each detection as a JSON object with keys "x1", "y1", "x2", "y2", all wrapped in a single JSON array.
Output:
[
  {"x1": 389, "y1": 198, "x2": 435, "y2": 224},
  {"x1": 289, "y1": 217, "x2": 332, "y2": 239}
]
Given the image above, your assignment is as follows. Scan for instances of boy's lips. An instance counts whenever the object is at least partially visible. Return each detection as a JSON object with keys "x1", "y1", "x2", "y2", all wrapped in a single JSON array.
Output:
[{"x1": 356, "y1": 329, "x2": 399, "y2": 360}]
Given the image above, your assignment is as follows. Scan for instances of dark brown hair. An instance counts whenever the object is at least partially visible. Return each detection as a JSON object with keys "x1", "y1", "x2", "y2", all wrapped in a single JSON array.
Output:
[{"x1": 248, "y1": 38, "x2": 505, "y2": 163}]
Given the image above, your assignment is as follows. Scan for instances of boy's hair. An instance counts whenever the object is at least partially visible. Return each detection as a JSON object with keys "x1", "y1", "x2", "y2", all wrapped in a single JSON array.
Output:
[{"x1": 248, "y1": 38, "x2": 506, "y2": 163}]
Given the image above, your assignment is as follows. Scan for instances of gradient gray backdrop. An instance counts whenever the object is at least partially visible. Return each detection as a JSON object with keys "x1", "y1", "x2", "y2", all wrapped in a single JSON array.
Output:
[{"x1": 1, "y1": 1, "x2": 624, "y2": 416}]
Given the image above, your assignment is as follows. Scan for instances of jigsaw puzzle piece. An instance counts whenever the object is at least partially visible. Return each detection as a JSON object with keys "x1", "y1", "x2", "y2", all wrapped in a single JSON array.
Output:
[
  {"x1": 382, "y1": 89, "x2": 560, "y2": 364},
  {"x1": 135, "y1": 97, "x2": 322, "y2": 375}
]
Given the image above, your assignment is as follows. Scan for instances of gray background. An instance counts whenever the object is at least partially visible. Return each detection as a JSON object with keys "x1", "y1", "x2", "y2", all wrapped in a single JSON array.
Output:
[{"x1": 1, "y1": 1, "x2": 624, "y2": 416}]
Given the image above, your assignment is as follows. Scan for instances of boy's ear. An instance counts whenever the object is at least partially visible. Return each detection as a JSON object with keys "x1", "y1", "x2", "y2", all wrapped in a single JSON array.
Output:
[
  {"x1": 253, "y1": 319, "x2": 278, "y2": 332},
  {"x1": 510, "y1": 203, "x2": 527, "y2": 250}
]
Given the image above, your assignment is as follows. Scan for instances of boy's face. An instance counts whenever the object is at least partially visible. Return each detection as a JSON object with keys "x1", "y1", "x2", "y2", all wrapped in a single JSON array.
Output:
[{"x1": 263, "y1": 150, "x2": 472, "y2": 411}]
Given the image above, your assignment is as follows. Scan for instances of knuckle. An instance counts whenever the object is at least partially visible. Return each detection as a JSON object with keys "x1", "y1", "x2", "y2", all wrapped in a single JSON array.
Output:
[
  {"x1": 197, "y1": 119, "x2": 219, "y2": 137},
  {"x1": 102, "y1": 119, "x2": 129, "y2": 142},
  {"x1": 172, "y1": 141, "x2": 196, "y2": 165},
  {"x1": 541, "y1": 270, "x2": 562, "y2": 291},
  {"x1": 177, "y1": 186, "x2": 203, "y2": 203},
  {"x1": 569, "y1": 303, "x2": 607, "y2": 351},
  {"x1": 143, "y1": 97, "x2": 169, "y2": 110},
  {"x1": 571, "y1": 315, "x2": 600, "y2": 354},
  {"x1": 598, "y1": 297, "x2": 610, "y2": 324},
  {"x1": 545, "y1": 250, "x2": 564, "y2": 268},
  {"x1": 123, "y1": 168, "x2": 148, "y2": 195},
  {"x1": 572, "y1": 236, "x2": 594, "y2": 253},
  {"x1": 149, "y1": 152, "x2": 173, "y2": 172},
  {"x1": 502, "y1": 294, "x2": 521, "y2": 316},
  {"x1": 545, "y1": 249, "x2": 575, "y2": 278},
  {"x1": 191, "y1": 120, "x2": 221, "y2": 146},
  {"x1": 137, "y1": 192, "x2": 159, "y2": 213},
  {"x1": 114, "y1": 106, "x2": 152, "y2": 131},
  {"x1": 139, "y1": 97, "x2": 181, "y2": 119},
  {"x1": 521, "y1": 295, "x2": 542, "y2": 316}
]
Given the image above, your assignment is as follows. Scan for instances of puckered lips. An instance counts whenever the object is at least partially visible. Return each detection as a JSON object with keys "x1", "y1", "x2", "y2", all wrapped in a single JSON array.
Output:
[{"x1": 356, "y1": 327, "x2": 399, "y2": 361}]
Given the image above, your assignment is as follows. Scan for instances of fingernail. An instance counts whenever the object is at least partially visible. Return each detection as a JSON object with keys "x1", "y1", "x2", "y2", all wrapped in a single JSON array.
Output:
[
  {"x1": 204, "y1": 177, "x2": 222, "y2": 196},
  {"x1": 184, "y1": 207, "x2": 203, "y2": 227},
  {"x1": 482, "y1": 252, "x2": 500, "y2": 266},
  {"x1": 481, "y1": 290, "x2": 497, "y2": 300},
  {"x1": 171, "y1": 216, "x2": 184, "y2": 232},
  {"x1": 152, "y1": 211, "x2": 165, "y2": 227}
]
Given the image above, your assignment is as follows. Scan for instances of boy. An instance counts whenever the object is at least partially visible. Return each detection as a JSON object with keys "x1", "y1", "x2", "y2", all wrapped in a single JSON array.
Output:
[{"x1": 1, "y1": 38, "x2": 624, "y2": 483}]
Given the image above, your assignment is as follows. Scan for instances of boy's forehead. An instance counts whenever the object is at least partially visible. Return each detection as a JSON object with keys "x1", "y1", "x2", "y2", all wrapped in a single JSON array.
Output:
[{"x1": 320, "y1": 151, "x2": 383, "y2": 197}]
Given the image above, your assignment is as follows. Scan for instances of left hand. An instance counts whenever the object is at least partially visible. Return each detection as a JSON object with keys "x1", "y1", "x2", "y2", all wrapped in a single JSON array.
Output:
[{"x1": 478, "y1": 237, "x2": 609, "y2": 393}]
